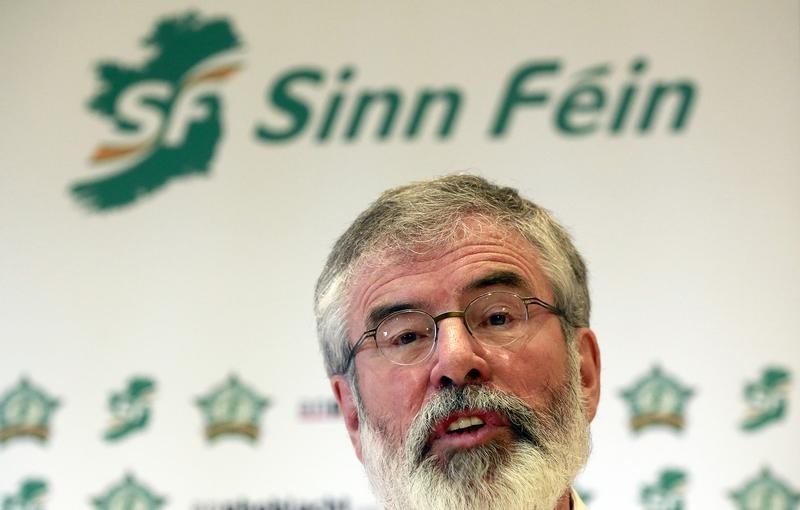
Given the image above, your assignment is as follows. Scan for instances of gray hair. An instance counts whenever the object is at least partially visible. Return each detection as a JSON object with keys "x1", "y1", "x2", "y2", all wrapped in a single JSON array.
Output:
[{"x1": 314, "y1": 174, "x2": 590, "y2": 377}]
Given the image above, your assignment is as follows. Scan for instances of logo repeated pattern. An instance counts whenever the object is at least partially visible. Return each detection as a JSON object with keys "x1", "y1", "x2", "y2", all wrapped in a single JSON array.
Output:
[
  {"x1": 3, "y1": 364, "x2": 795, "y2": 508},
  {"x1": 195, "y1": 374, "x2": 270, "y2": 442},
  {"x1": 730, "y1": 468, "x2": 800, "y2": 510},
  {"x1": 621, "y1": 365, "x2": 694, "y2": 432},
  {"x1": 1, "y1": 478, "x2": 48, "y2": 510},
  {"x1": 104, "y1": 376, "x2": 156, "y2": 442},
  {"x1": 92, "y1": 474, "x2": 166, "y2": 510},
  {"x1": 640, "y1": 469, "x2": 687, "y2": 510},
  {"x1": 742, "y1": 367, "x2": 791, "y2": 432},
  {"x1": 0, "y1": 378, "x2": 59, "y2": 445}
]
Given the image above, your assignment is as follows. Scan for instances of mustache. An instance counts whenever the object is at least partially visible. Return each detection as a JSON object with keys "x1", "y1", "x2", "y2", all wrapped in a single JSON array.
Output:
[{"x1": 404, "y1": 385, "x2": 541, "y2": 464}]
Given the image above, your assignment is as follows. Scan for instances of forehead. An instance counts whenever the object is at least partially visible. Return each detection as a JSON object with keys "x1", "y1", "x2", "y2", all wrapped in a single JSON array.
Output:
[{"x1": 346, "y1": 225, "x2": 552, "y2": 330}]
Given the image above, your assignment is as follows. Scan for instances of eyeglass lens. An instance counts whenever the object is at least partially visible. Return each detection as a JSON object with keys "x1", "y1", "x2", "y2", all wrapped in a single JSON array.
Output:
[{"x1": 374, "y1": 292, "x2": 530, "y2": 365}]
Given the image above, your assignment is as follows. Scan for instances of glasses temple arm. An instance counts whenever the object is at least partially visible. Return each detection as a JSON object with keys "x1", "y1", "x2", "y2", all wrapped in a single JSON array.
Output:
[
  {"x1": 343, "y1": 329, "x2": 376, "y2": 372},
  {"x1": 523, "y1": 297, "x2": 567, "y2": 317}
]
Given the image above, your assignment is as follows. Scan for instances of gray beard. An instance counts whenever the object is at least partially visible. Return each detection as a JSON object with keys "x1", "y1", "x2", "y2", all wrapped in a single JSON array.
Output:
[{"x1": 355, "y1": 348, "x2": 590, "y2": 510}]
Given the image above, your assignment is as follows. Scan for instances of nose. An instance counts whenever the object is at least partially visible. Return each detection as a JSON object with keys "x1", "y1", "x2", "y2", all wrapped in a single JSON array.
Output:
[{"x1": 429, "y1": 316, "x2": 491, "y2": 389}]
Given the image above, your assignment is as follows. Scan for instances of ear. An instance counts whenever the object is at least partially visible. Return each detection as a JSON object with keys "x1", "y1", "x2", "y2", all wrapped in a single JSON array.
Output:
[
  {"x1": 576, "y1": 328, "x2": 601, "y2": 421},
  {"x1": 331, "y1": 374, "x2": 363, "y2": 462}
]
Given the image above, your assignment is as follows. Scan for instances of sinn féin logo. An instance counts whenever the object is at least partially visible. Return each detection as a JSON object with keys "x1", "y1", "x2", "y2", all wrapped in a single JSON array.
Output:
[
  {"x1": 641, "y1": 469, "x2": 687, "y2": 510},
  {"x1": 621, "y1": 365, "x2": 694, "y2": 432},
  {"x1": 2, "y1": 478, "x2": 48, "y2": 510},
  {"x1": 0, "y1": 378, "x2": 59, "y2": 445},
  {"x1": 730, "y1": 468, "x2": 800, "y2": 510},
  {"x1": 741, "y1": 366, "x2": 791, "y2": 432},
  {"x1": 71, "y1": 12, "x2": 242, "y2": 211},
  {"x1": 196, "y1": 374, "x2": 269, "y2": 442},
  {"x1": 104, "y1": 376, "x2": 156, "y2": 442},
  {"x1": 93, "y1": 473, "x2": 165, "y2": 510}
]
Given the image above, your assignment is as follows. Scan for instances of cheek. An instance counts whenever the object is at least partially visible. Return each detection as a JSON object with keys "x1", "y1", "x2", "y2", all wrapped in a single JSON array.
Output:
[
  {"x1": 358, "y1": 366, "x2": 429, "y2": 438},
  {"x1": 498, "y1": 337, "x2": 569, "y2": 405}
]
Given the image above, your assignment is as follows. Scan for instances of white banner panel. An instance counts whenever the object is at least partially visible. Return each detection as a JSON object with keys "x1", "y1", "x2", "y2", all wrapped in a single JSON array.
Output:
[{"x1": 1, "y1": 1, "x2": 798, "y2": 509}]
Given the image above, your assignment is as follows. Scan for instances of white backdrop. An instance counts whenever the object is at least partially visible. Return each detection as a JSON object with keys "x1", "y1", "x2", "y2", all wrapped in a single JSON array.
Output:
[{"x1": 1, "y1": 1, "x2": 798, "y2": 509}]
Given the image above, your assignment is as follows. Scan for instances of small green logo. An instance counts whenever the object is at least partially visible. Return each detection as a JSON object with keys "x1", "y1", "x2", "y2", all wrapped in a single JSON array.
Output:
[
  {"x1": 0, "y1": 378, "x2": 59, "y2": 445},
  {"x1": 92, "y1": 473, "x2": 165, "y2": 510},
  {"x1": 2, "y1": 478, "x2": 48, "y2": 510},
  {"x1": 73, "y1": 11, "x2": 242, "y2": 211},
  {"x1": 730, "y1": 468, "x2": 800, "y2": 510},
  {"x1": 741, "y1": 367, "x2": 791, "y2": 432},
  {"x1": 641, "y1": 469, "x2": 687, "y2": 510},
  {"x1": 104, "y1": 376, "x2": 156, "y2": 442},
  {"x1": 196, "y1": 374, "x2": 269, "y2": 442},
  {"x1": 621, "y1": 365, "x2": 694, "y2": 432}
]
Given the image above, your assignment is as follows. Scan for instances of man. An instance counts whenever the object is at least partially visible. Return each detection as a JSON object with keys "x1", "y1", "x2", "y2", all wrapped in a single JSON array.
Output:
[{"x1": 314, "y1": 175, "x2": 600, "y2": 509}]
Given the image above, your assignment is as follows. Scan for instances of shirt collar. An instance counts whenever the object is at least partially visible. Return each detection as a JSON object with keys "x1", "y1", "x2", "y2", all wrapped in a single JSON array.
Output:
[{"x1": 571, "y1": 488, "x2": 587, "y2": 510}]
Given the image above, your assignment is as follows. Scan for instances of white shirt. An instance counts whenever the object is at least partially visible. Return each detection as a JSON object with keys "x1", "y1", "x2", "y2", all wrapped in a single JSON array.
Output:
[{"x1": 572, "y1": 488, "x2": 587, "y2": 510}]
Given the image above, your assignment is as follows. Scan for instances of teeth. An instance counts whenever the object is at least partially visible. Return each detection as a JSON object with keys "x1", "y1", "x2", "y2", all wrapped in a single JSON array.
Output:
[{"x1": 447, "y1": 416, "x2": 485, "y2": 432}]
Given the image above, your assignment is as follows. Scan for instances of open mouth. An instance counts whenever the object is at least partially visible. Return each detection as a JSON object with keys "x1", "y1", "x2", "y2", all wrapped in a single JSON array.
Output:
[
  {"x1": 419, "y1": 410, "x2": 515, "y2": 463},
  {"x1": 429, "y1": 412, "x2": 504, "y2": 446},
  {"x1": 446, "y1": 416, "x2": 486, "y2": 435}
]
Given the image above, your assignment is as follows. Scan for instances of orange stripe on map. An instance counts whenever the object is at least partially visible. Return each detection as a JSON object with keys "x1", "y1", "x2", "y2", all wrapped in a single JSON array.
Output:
[
  {"x1": 184, "y1": 63, "x2": 241, "y2": 88},
  {"x1": 91, "y1": 140, "x2": 152, "y2": 163}
]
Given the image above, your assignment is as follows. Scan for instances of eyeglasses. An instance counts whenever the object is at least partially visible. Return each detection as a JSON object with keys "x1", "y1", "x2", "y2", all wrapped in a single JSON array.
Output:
[{"x1": 345, "y1": 291, "x2": 564, "y2": 369}]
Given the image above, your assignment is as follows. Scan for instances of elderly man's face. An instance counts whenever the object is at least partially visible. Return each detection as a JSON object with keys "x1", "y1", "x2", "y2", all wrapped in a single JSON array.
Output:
[{"x1": 331, "y1": 224, "x2": 600, "y2": 508}]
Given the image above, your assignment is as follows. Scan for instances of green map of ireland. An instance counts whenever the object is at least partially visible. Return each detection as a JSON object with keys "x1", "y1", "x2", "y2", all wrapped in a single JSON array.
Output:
[{"x1": 72, "y1": 12, "x2": 241, "y2": 211}]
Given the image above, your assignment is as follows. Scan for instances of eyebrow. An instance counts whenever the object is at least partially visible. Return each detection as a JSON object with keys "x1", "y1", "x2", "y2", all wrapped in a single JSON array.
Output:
[
  {"x1": 367, "y1": 302, "x2": 418, "y2": 329},
  {"x1": 462, "y1": 270, "x2": 531, "y2": 293},
  {"x1": 364, "y1": 271, "x2": 533, "y2": 330}
]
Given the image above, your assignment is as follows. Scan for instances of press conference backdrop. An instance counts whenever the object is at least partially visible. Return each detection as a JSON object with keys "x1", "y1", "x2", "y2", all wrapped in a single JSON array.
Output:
[{"x1": 1, "y1": 2, "x2": 798, "y2": 509}]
